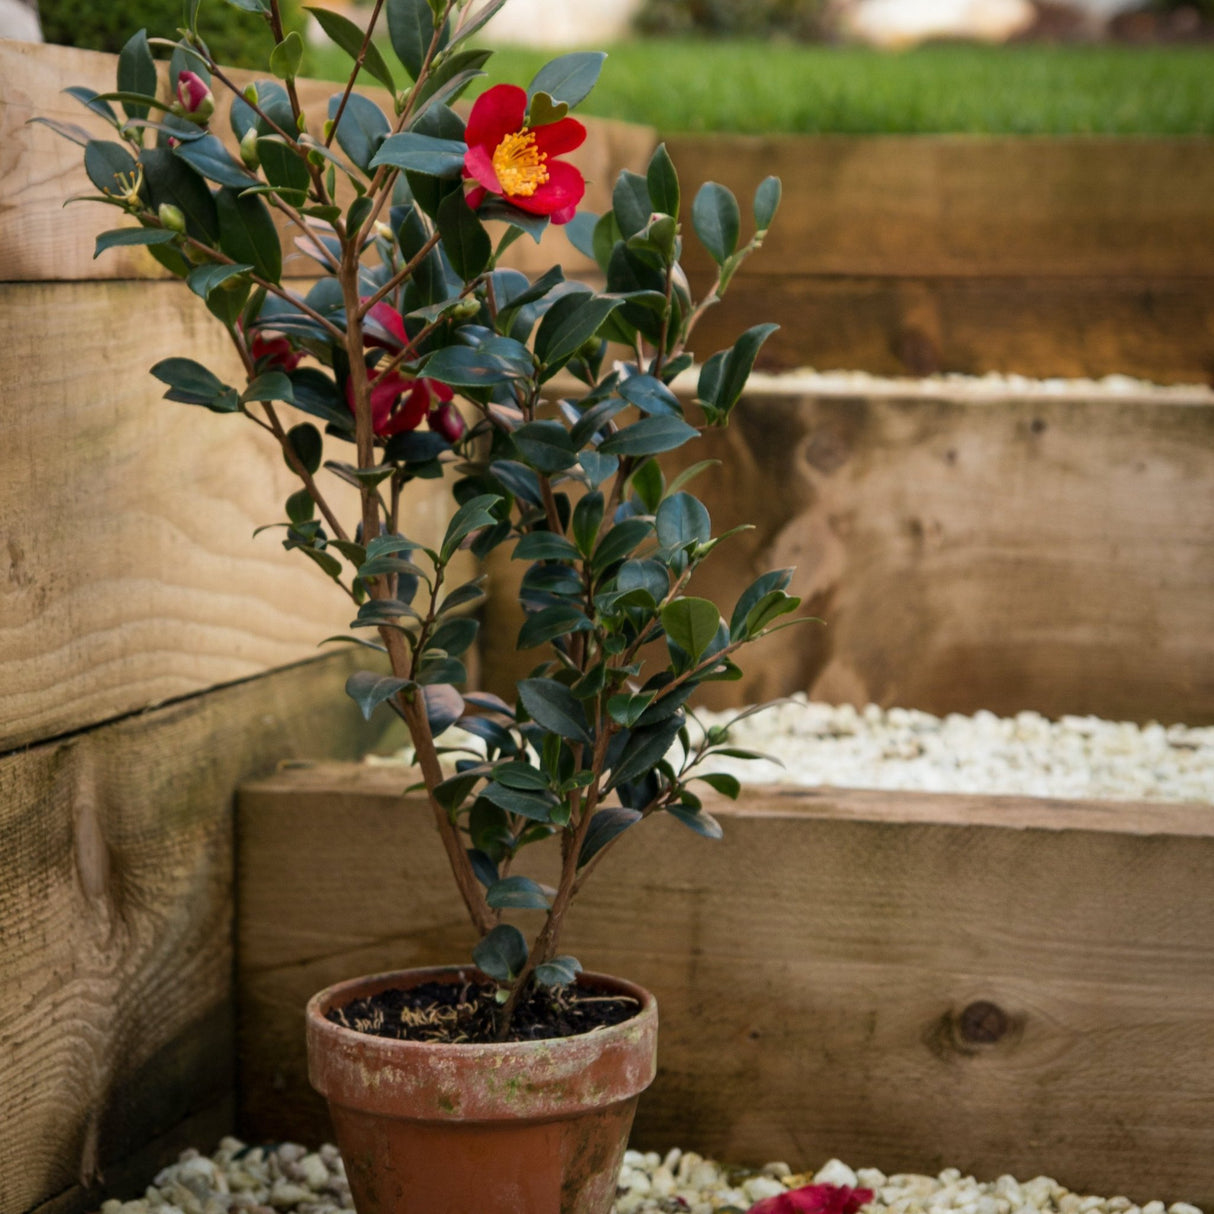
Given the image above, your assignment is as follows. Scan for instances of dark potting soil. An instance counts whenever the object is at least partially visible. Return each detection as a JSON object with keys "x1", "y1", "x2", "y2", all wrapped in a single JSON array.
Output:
[{"x1": 326, "y1": 978, "x2": 640, "y2": 1044}]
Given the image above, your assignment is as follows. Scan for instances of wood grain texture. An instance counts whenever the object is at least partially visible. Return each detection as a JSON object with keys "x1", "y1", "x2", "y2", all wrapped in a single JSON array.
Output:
[
  {"x1": 666, "y1": 134, "x2": 1214, "y2": 280},
  {"x1": 0, "y1": 655, "x2": 391, "y2": 1214},
  {"x1": 235, "y1": 764, "x2": 1214, "y2": 1206},
  {"x1": 0, "y1": 280, "x2": 468, "y2": 749},
  {"x1": 478, "y1": 384, "x2": 1214, "y2": 725},
  {"x1": 0, "y1": 38, "x2": 653, "y2": 284},
  {"x1": 684, "y1": 274, "x2": 1214, "y2": 384}
]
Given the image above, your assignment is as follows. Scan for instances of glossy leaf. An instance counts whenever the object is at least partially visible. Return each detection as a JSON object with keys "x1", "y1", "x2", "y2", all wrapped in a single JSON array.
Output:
[
  {"x1": 473, "y1": 923, "x2": 527, "y2": 981},
  {"x1": 706, "y1": 323, "x2": 780, "y2": 416},
  {"x1": 696, "y1": 772, "x2": 742, "y2": 799},
  {"x1": 513, "y1": 531, "x2": 580, "y2": 562},
  {"x1": 754, "y1": 174, "x2": 782, "y2": 231},
  {"x1": 598, "y1": 415, "x2": 697, "y2": 457},
  {"x1": 513, "y1": 420, "x2": 577, "y2": 474},
  {"x1": 371, "y1": 132, "x2": 466, "y2": 177},
  {"x1": 328, "y1": 92, "x2": 389, "y2": 173},
  {"x1": 611, "y1": 169, "x2": 651, "y2": 239},
  {"x1": 173, "y1": 134, "x2": 258, "y2": 189},
  {"x1": 486, "y1": 875, "x2": 550, "y2": 910},
  {"x1": 591, "y1": 517, "x2": 652, "y2": 574},
  {"x1": 518, "y1": 605, "x2": 592, "y2": 650},
  {"x1": 646, "y1": 142, "x2": 680, "y2": 217},
  {"x1": 535, "y1": 955, "x2": 582, "y2": 987},
  {"x1": 667, "y1": 804, "x2": 724, "y2": 839},
  {"x1": 257, "y1": 136, "x2": 311, "y2": 194},
  {"x1": 534, "y1": 292, "x2": 623, "y2": 377},
  {"x1": 215, "y1": 187, "x2": 282, "y2": 282},
  {"x1": 660, "y1": 597, "x2": 721, "y2": 661},
  {"x1": 436, "y1": 189, "x2": 492, "y2": 281},
  {"x1": 526, "y1": 52, "x2": 605, "y2": 109},
  {"x1": 480, "y1": 782, "x2": 556, "y2": 822},
  {"x1": 84, "y1": 140, "x2": 137, "y2": 195},
  {"x1": 656, "y1": 493, "x2": 711, "y2": 549},
  {"x1": 345, "y1": 670, "x2": 411, "y2": 719},
  {"x1": 387, "y1": 0, "x2": 447, "y2": 81},
  {"x1": 422, "y1": 683, "x2": 464, "y2": 735},
  {"x1": 270, "y1": 30, "x2": 305, "y2": 80},
  {"x1": 94, "y1": 227, "x2": 177, "y2": 256},
  {"x1": 691, "y1": 181, "x2": 740, "y2": 266},
  {"x1": 517, "y1": 678, "x2": 591, "y2": 744},
  {"x1": 305, "y1": 6, "x2": 397, "y2": 93},
  {"x1": 440, "y1": 493, "x2": 500, "y2": 561},
  {"x1": 242, "y1": 371, "x2": 295, "y2": 405},
  {"x1": 117, "y1": 30, "x2": 156, "y2": 123}
]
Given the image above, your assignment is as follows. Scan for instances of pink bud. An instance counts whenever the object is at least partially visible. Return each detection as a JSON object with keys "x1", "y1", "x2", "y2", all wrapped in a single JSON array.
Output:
[
  {"x1": 428, "y1": 399, "x2": 465, "y2": 444},
  {"x1": 176, "y1": 71, "x2": 214, "y2": 121}
]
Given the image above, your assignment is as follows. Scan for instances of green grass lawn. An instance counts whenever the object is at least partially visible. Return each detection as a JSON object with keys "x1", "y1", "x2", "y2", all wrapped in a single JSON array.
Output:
[{"x1": 304, "y1": 37, "x2": 1214, "y2": 135}]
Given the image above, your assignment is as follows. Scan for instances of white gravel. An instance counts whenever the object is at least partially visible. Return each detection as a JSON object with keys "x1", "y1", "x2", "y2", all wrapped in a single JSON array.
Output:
[
  {"x1": 98, "y1": 1141, "x2": 1206, "y2": 1214},
  {"x1": 686, "y1": 697, "x2": 1214, "y2": 804}
]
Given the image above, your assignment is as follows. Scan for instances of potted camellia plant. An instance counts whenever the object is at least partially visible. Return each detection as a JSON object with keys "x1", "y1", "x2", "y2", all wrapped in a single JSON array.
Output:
[{"x1": 47, "y1": 0, "x2": 797, "y2": 1208}]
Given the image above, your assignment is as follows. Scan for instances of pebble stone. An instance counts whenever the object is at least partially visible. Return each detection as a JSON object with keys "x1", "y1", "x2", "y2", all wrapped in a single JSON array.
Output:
[
  {"x1": 684, "y1": 697, "x2": 1214, "y2": 805},
  {"x1": 100, "y1": 1143, "x2": 1205, "y2": 1214}
]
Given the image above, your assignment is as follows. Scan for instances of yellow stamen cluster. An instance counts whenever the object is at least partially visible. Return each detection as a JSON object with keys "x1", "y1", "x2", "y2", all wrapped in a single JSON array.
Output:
[
  {"x1": 492, "y1": 129, "x2": 549, "y2": 198},
  {"x1": 104, "y1": 165, "x2": 145, "y2": 208}
]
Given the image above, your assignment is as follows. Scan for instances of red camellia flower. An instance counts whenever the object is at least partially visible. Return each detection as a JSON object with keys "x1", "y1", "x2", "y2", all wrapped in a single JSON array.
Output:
[
  {"x1": 346, "y1": 369, "x2": 455, "y2": 440},
  {"x1": 748, "y1": 1183, "x2": 875, "y2": 1214},
  {"x1": 249, "y1": 331, "x2": 301, "y2": 374},
  {"x1": 463, "y1": 84, "x2": 586, "y2": 225}
]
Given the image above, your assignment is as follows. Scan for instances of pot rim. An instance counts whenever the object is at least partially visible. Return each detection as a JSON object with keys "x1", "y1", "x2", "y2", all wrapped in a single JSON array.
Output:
[
  {"x1": 306, "y1": 964, "x2": 656, "y2": 1054},
  {"x1": 306, "y1": 965, "x2": 659, "y2": 1121}
]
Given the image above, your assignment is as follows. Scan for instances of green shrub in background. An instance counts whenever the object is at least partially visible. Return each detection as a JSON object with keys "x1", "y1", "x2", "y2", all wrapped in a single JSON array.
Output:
[
  {"x1": 635, "y1": 0, "x2": 828, "y2": 40},
  {"x1": 39, "y1": 0, "x2": 304, "y2": 68}
]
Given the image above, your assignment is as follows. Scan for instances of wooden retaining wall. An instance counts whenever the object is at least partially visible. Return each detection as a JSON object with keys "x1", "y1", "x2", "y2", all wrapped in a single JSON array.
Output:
[
  {"x1": 481, "y1": 379, "x2": 1214, "y2": 726},
  {"x1": 236, "y1": 763, "x2": 1214, "y2": 1208},
  {"x1": 667, "y1": 135, "x2": 1214, "y2": 385}
]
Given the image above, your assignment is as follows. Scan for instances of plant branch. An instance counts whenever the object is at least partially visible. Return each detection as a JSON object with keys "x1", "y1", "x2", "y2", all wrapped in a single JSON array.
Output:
[{"x1": 326, "y1": 0, "x2": 388, "y2": 150}]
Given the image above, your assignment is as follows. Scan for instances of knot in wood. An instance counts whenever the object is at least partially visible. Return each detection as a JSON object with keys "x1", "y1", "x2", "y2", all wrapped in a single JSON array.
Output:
[{"x1": 958, "y1": 999, "x2": 1009, "y2": 1045}]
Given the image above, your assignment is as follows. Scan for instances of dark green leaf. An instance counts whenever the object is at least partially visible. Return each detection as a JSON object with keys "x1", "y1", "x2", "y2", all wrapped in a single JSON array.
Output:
[
  {"x1": 215, "y1": 186, "x2": 282, "y2": 282},
  {"x1": 345, "y1": 670, "x2": 411, "y2": 719},
  {"x1": 187, "y1": 262, "x2": 253, "y2": 299},
  {"x1": 285, "y1": 421, "x2": 321, "y2": 472},
  {"x1": 656, "y1": 493, "x2": 711, "y2": 548},
  {"x1": 492, "y1": 762, "x2": 550, "y2": 791},
  {"x1": 441, "y1": 493, "x2": 501, "y2": 562},
  {"x1": 534, "y1": 291, "x2": 623, "y2": 378},
  {"x1": 242, "y1": 372, "x2": 295, "y2": 405},
  {"x1": 423, "y1": 683, "x2": 464, "y2": 735},
  {"x1": 646, "y1": 142, "x2": 679, "y2": 216},
  {"x1": 572, "y1": 490, "x2": 604, "y2": 556},
  {"x1": 94, "y1": 227, "x2": 177, "y2": 257},
  {"x1": 219, "y1": 0, "x2": 269, "y2": 10},
  {"x1": 660, "y1": 597, "x2": 721, "y2": 661},
  {"x1": 707, "y1": 323, "x2": 779, "y2": 416},
  {"x1": 667, "y1": 804, "x2": 724, "y2": 839},
  {"x1": 729, "y1": 568, "x2": 793, "y2": 639},
  {"x1": 578, "y1": 808, "x2": 641, "y2": 866},
  {"x1": 285, "y1": 488, "x2": 313, "y2": 524},
  {"x1": 486, "y1": 875, "x2": 550, "y2": 910},
  {"x1": 743, "y1": 588, "x2": 800, "y2": 637},
  {"x1": 150, "y1": 356, "x2": 237, "y2": 412},
  {"x1": 436, "y1": 189, "x2": 491, "y2": 281},
  {"x1": 526, "y1": 52, "x2": 605, "y2": 109},
  {"x1": 256, "y1": 136, "x2": 311, "y2": 194},
  {"x1": 697, "y1": 772, "x2": 741, "y2": 799},
  {"x1": 467, "y1": 848, "x2": 499, "y2": 887},
  {"x1": 517, "y1": 677, "x2": 591, "y2": 744},
  {"x1": 287, "y1": 367, "x2": 352, "y2": 431},
  {"x1": 513, "y1": 531, "x2": 580, "y2": 562},
  {"x1": 617, "y1": 558, "x2": 669, "y2": 604},
  {"x1": 84, "y1": 140, "x2": 137, "y2": 196},
  {"x1": 428, "y1": 616, "x2": 478, "y2": 659},
  {"x1": 371, "y1": 132, "x2": 466, "y2": 177},
  {"x1": 598, "y1": 415, "x2": 698, "y2": 457},
  {"x1": 117, "y1": 29, "x2": 157, "y2": 123},
  {"x1": 692, "y1": 181, "x2": 740, "y2": 266},
  {"x1": 608, "y1": 716, "x2": 684, "y2": 791},
  {"x1": 386, "y1": 0, "x2": 446, "y2": 81},
  {"x1": 518, "y1": 605, "x2": 592, "y2": 650},
  {"x1": 438, "y1": 577, "x2": 487, "y2": 614},
  {"x1": 513, "y1": 420, "x2": 576, "y2": 475},
  {"x1": 173, "y1": 134, "x2": 257, "y2": 189},
  {"x1": 591, "y1": 517, "x2": 652, "y2": 573},
  {"x1": 417, "y1": 655, "x2": 467, "y2": 686},
  {"x1": 65, "y1": 86, "x2": 118, "y2": 125},
  {"x1": 579, "y1": 451, "x2": 618, "y2": 488},
  {"x1": 618, "y1": 374, "x2": 682, "y2": 417},
  {"x1": 611, "y1": 169, "x2": 651, "y2": 239},
  {"x1": 480, "y1": 782, "x2": 556, "y2": 823},
  {"x1": 305, "y1": 6, "x2": 397, "y2": 93},
  {"x1": 141, "y1": 146, "x2": 219, "y2": 243},
  {"x1": 563, "y1": 210, "x2": 598, "y2": 260},
  {"x1": 534, "y1": 955, "x2": 582, "y2": 987},
  {"x1": 473, "y1": 923, "x2": 527, "y2": 981},
  {"x1": 754, "y1": 174, "x2": 782, "y2": 231},
  {"x1": 434, "y1": 769, "x2": 482, "y2": 812},
  {"x1": 422, "y1": 344, "x2": 518, "y2": 387},
  {"x1": 328, "y1": 92, "x2": 389, "y2": 174}
]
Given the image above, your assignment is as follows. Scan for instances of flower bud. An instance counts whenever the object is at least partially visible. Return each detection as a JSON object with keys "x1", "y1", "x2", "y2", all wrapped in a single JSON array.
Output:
[
  {"x1": 449, "y1": 298, "x2": 481, "y2": 321},
  {"x1": 175, "y1": 71, "x2": 214, "y2": 123},
  {"x1": 239, "y1": 127, "x2": 261, "y2": 169},
  {"x1": 428, "y1": 401, "x2": 466, "y2": 444},
  {"x1": 243, "y1": 83, "x2": 260, "y2": 104},
  {"x1": 158, "y1": 203, "x2": 186, "y2": 233}
]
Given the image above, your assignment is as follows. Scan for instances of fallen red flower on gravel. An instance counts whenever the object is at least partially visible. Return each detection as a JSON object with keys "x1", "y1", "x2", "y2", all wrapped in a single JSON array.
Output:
[{"x1": 748, "y1": 1183, "x2": 875, "y2": 1214}]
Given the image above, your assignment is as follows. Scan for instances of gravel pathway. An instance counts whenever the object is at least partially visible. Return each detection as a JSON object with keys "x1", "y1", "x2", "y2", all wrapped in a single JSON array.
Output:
[
  {"x1": 99, "y1": 1141, "x2": 1206, "y2": 1214},
  {"x1": 685, "y1": 698, "x2": 1214, "y2": 804}
]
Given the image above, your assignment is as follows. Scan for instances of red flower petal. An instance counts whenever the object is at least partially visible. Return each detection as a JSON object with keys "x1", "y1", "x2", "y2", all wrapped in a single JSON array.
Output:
[
  {"x1": 531, "y1": 115, "x2": 586, "y2": 158},
  {"x1": 508, "y1": 158, "x2": 585, "y2": 218},
  {"x1": 363, "y1": 300, "x2": 407, "y2": 350},
  {"x1": 462, "y1": 143, "x2": 501, "y2": 194},
  {"x1": 380, "y1": 381, "x2": 430, "y2": 436},
  {"x1": 748, "y1": 1184, "x2": 874, "y2": 1214},
  {"x1": 465, "y1": 84, "x2": 527, "y2": 154}
]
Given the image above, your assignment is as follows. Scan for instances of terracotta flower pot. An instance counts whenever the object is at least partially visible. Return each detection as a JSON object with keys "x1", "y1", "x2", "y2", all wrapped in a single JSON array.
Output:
[{"x1": 306, "y1": 965, "x2": 659, "y2": 1214}]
